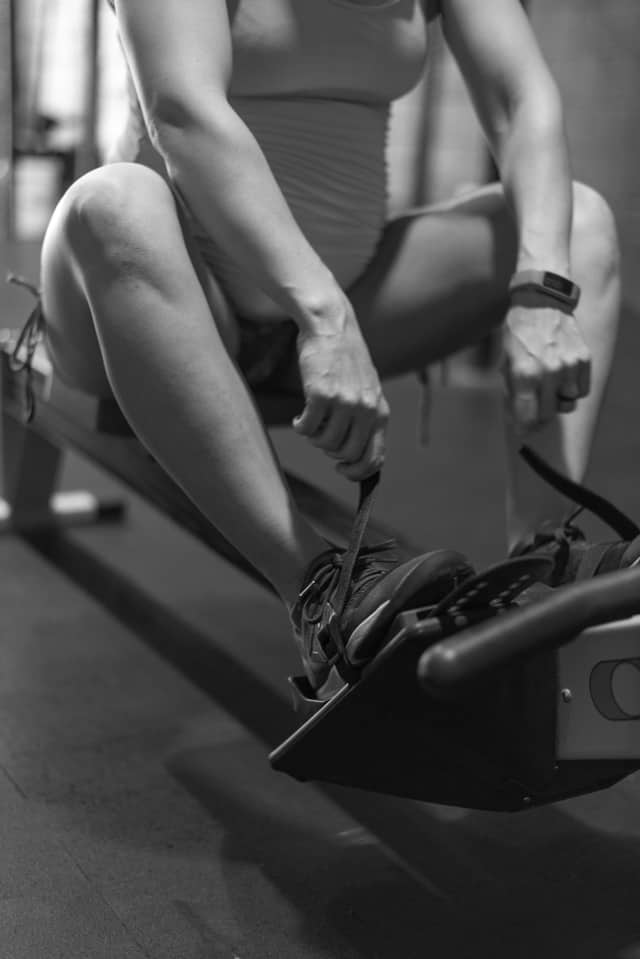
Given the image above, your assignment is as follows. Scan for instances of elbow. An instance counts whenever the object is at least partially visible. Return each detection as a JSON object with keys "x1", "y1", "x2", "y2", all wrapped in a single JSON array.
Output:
[
  {"x1": 511, "y1": 69, "x2": 566, "y2": 137},
  {"x1": 518, "y1": 76, "x2": 565, "y2": 136},
  {"x1": 147, "y1": 91, "x2": 232, "y2": 161},
  {"x1": 492, "y1": 76, "x2": 567, "y2": 162}
]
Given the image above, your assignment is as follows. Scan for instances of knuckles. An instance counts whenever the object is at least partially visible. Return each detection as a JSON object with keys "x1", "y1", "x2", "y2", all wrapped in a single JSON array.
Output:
[
  {"x1": 511, "y1": 362, "x2": 540, "y2": 383},
  {"x1": 306, "y1": 391, "x2": 386, "y2": 418}
]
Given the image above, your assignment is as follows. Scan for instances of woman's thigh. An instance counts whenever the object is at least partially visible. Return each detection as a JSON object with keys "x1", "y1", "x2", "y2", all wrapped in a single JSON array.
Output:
[
  {"x1": 40, "y1": 163, "x2": 240, "y2": 397},
  {"x1": 347, "y1": 183, "x2": 518, "y2": 379}
]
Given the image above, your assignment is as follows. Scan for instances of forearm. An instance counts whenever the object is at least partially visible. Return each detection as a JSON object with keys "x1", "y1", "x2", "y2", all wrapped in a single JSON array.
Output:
[
  {"x1": 494, "y1": 92, "x2": 573, "y2": 276},
  {"x1": 153, "y1": 101, "x2": 343, "y2": 332}
]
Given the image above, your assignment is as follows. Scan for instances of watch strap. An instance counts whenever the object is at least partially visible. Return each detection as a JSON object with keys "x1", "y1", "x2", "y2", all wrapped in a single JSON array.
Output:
[{"x1": 509, "y1": 269, "x2": 581, "y2": 310}]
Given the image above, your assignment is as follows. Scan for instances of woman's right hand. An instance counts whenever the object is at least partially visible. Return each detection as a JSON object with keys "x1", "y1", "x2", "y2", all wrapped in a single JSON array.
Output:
[{"x1": 293, "y1": 293, "x2": 389, "y2": 482}]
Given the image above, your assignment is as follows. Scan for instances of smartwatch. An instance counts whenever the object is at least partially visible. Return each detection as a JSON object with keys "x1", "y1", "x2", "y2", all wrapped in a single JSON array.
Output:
[{"x1": 509, "y1": 270, "x2": 581, "y2": 310}]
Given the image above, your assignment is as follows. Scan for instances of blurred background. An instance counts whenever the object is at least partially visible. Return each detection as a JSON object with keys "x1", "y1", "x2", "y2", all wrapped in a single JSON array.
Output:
[{"x1": 1, "y1": 0, "x2": 640, "y2": 562}]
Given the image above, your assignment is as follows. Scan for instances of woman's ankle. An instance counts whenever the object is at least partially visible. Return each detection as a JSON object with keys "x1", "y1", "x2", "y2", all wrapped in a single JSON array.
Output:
[{"x1": 273, "y1": 527, "x2": 332, "y2": 609}]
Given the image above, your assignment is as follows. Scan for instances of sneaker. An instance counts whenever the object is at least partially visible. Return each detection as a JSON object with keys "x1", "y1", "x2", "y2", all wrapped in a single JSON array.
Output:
[
  {"x1": 290, "y1": 474, "x2": 474, "y2": 700},
  {"x1": 514, "y1": 521, "x2": 640, "y2": 586},
  {"x1": 513, "y1": 446, "x2": 640, "y2": 586}
]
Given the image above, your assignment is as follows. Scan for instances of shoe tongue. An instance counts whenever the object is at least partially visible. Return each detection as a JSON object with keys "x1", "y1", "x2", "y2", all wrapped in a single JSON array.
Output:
[
  {"x1": 292, "y1": 474, "x2": 383, "y2": 629},
  {"x1": 347, "y1": 547, "x2": 395, "y2": 603}
]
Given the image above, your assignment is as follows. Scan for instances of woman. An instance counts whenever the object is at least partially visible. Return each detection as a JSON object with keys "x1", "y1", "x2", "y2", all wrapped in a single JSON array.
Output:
[{"x1": 35, "y1": 0, "x2": 637, "y2": 698}]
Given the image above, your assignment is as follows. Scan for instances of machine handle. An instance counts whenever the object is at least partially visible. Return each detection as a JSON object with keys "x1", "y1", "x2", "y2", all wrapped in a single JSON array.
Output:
[{"x1": 418, "y1": 567, "x2": 640, "y2": 698}]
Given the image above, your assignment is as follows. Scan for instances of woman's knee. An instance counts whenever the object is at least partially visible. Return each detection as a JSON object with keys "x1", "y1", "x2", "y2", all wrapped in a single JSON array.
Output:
[
  {"x1": 571, "y1": 182, "x2": 620, "y2": 288},
  {"x1": 61, "y1": 163, "x2": 178, "y2": 269},
  {"x1": 39, "y1": 165, "x2": 174, "y2": 396}
]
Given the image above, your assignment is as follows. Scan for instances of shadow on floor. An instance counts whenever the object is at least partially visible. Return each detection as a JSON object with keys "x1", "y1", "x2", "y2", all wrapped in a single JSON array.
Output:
[{"x1": 169, "y1": 736, "x2": 640, "y2": 959}]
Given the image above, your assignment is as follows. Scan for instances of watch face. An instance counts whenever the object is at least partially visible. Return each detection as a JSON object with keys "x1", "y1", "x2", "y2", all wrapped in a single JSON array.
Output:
[{"x1": 543, "y1": 272, "x2": 574, "y2": 296}]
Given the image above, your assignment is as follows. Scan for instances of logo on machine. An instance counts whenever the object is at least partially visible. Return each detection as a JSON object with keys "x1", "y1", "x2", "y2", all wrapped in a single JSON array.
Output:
[{"x1": 590, "y1": 659, "x2": 640, "y2": 721}]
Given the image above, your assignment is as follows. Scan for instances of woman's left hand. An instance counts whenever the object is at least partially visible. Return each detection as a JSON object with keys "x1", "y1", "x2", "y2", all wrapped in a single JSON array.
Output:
[{"x1": 502, "y1": 300, "x2": 591, "y2": 432}]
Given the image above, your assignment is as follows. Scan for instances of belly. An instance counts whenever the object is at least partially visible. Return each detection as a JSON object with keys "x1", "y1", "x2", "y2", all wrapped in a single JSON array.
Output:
[{"x1": 191, "y1": 96, "x2": 389, "y2": 317}]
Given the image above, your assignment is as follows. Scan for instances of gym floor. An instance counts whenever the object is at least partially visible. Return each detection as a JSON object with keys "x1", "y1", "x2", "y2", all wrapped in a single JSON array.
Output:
[{"x1": 2, "y1": 2, "x2": 640, "y2": 957}]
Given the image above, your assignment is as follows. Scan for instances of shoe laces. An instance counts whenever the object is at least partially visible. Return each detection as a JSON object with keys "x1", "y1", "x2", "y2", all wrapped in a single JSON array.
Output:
[
  {"x1": 530, "y1": 506, "x2": 585, "y2": 550},
  {"x1": 523, "y1": 506, "x2": 585, "y2": 581},
  {"x1": 294, "y1": 472, "x2": 394, "y2": 671},
  {"x1": 297, "y1": 539, "x2": 397, "y2": 631}
]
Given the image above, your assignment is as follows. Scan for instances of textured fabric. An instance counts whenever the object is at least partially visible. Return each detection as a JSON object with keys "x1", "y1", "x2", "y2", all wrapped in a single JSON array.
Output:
[
  {"x1": 105, "y1": 0, "x2": 429, "y2": 305},
  {"x1": 191, "y1": 97, "x2": 390, "y2": 298}
]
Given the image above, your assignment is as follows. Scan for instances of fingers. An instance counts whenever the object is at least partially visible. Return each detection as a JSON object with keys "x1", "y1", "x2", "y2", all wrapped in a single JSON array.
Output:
[
  {"x1": 504, "y1": 304, "x2": 594, "y2": 431},
  {"x1": 575, "y1": 354, "x2": 591, "y2": 396},
  {"x1": 292, "y1": 394, "x2": 331, "y2": 437},
  {"x1": 538, "y1": 362, "x2": 560, "y2": 423},
  {"x1": 338, "y1": 396, "x2": 389, "y2": 479},
  {"x1": 293, "y1": 396, "x2": 360, "y2": 453},
  {"x1": 508, "y1": 369, "x2": 575, "y2": 429},
  {"x1": 338, "y1": 422, "x2": 387, "y2": 481},
  {"x1": 293, "y1": 394, "x2": 389, "y2": 480},
  {"x1": 506, "y1": 346, "x2": 592, "y2": 431},
  {"x1": 505, "y1": 347, "x2": 541, "y2": 429},
  {"x1": 326, "y1": 404, "x2": 377, "y2": 462},
  {"x1": 551, "y1": 346, "x2": 591, "y2": 421},
  {"x1": 556, "y1": 396, "x2": 577, "y2": 414},
  {"x1": 308, "y1": 405, "x2": 354, "y2": 453},
  {"x1": 556, "y1": 352, "x2": 591, "y2": 409}
]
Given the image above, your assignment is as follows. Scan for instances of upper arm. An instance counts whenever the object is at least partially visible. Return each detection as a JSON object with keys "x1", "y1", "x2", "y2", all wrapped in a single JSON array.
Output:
[
  {"x1": 113, "y1": 0, "x2": 233, "y2": 136},
  {"x1": 439, "y1": 0, "x2": 562, "y2": 144}
]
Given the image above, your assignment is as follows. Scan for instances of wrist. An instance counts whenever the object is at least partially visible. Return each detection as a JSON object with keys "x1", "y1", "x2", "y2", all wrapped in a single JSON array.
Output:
[
  {"x1": 516, "y1": 254, "x2": 571, "y2": 277},
  {"x1": 516, "y1": 235, "x2": 571, "y2": 277},
  {"x1": 509, "y1": 268, "x2": 580, "y2": 311},
  {"x1": 290, "y1": 282, "x2": 350, "y2": 336},
  {"x1": 508, "y1": 288, "x2": 575, "y2": 317}
]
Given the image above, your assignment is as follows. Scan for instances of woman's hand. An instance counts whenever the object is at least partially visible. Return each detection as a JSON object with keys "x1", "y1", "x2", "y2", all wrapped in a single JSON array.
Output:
[
  {"x1": 293, "y1": 293, "x2": 389, "y2": 481},
  {"x1": 502, "y1": 297, "x2": 591, "y2": 432}
]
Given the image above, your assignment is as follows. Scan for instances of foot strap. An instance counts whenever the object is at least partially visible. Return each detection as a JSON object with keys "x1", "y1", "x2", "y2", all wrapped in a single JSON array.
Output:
[
  {"x1": 320, "y1": 471, "x2": 388, "y2": 683},
  {"x1": 520, "y1": 445, "x2": 640, "y2": 540},
  {"x1": 331, "y1": 471, "x2": 382, "y2": 619}
]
